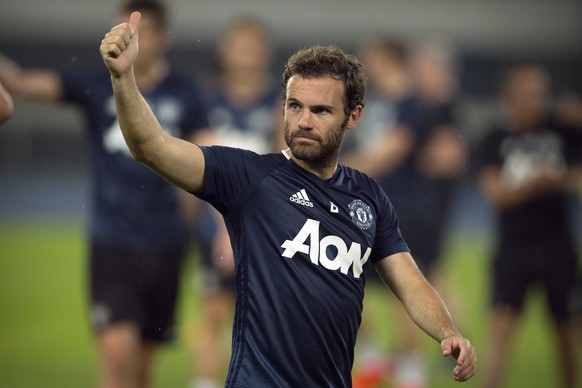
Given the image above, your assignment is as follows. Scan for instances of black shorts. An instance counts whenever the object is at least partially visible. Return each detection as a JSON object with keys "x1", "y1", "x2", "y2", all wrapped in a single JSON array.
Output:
[
  {"x1": 492, "y1": 235, "x2": 578, "y2": 321},
  {"x1": 89, "y1": 240, "x2": 186, "y2": 343}
]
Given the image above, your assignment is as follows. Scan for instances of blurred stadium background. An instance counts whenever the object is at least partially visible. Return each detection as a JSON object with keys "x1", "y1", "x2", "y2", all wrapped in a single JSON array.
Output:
[{"x1": 0, "y1": 0, "x2": 580, "y2": 387}]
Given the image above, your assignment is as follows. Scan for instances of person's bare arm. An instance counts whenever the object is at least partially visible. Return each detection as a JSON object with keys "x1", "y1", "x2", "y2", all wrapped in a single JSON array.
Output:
[
  {"x1": 0, "y1": 81, "x2": 14, "y2": 124},
  {"x1": 375, "y1": 252, "x2": 477, "y2": 382},
  {"x1": 342, "y1": 124, "x2": 414, "y2": 177},
  {"x1": 478, "y1": 165, "x2": 576, "y2": 210},
  {"x1": 100, "y1": 11, "x2": 205, "y2": 193},
  {"x1": 0, "y1": 53, "x2": 63, "y2": 102}
]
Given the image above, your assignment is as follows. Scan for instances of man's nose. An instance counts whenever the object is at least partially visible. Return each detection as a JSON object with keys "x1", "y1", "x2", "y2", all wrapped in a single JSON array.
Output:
[{"x1": 298, "y1": 111, "x2": 313, "y2": 129}]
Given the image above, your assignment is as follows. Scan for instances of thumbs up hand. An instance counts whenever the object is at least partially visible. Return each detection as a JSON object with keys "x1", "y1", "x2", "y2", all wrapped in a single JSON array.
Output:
[{"x1": 100, "y1": 11, "x2": 141, "y2": 77}]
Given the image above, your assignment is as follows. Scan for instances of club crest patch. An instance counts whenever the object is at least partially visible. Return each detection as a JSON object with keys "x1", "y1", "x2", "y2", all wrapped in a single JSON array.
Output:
[{"x1": 348, "y1": 199, "x2": 374, "y2": 230}]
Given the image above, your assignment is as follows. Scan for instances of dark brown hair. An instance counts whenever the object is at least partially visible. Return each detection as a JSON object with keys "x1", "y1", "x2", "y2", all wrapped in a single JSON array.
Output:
[
  {"x1": 282, "y1": 45, "x2": 366, "y2": 116},
  {"x1": 368, "y1": 36, "x2": 409, "y2": 65},
  {"x1": 121, "y1": 0, "x2": 168, "y2": 30}
]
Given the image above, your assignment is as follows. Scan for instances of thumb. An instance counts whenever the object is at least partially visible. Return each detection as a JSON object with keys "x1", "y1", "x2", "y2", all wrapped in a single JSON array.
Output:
[
  {"x1": 441, "y1": 338, "x2": 462, "y2": 362},
  {"x1": 441, "y1": 339, "x2": 453, "y2": 357},
  {"x1": 441, "y1": 339, "x2": 459, "y2": 358},
  {"x1": 129, "y1": 11, "x2": 141, "y2": 35}
]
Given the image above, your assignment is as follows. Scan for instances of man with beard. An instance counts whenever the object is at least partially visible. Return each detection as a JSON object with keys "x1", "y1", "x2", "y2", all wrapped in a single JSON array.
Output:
[{"x1": 100, "y1": 12, "x2": 477, "y2": 387}]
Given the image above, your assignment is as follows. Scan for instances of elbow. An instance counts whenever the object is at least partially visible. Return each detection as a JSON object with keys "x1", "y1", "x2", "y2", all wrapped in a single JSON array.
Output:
[
  {"x1": 123, "y1": 132, "x2": 166, "y2": 167},
  {"x1": 129, "y1": 147, "x2": 150, "y2": 164},
  {"x1": 127, "y1": 142, "x2": 160, "y2": 168}
]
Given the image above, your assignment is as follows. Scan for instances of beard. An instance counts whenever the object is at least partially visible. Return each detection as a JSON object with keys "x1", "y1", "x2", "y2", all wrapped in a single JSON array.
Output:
[{"x1": 284, "y1": 119, "x2": 347, "y2": 167}]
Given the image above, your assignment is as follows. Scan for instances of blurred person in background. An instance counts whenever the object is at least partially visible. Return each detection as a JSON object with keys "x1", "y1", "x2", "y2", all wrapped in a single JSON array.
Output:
[
  {"x1": 343, "y1": 35, "x2": 466, "y2": 388},
  {"x1": 408, "y1": 33, "x2": 468, "y2": 324},
  {"x1": 476, "y1": 63, "x2": 582, "y2": 388},
  {"x1": 0, "y1": 81, "x2": 14, "y2": 124},
  {"x1": 556, "y1": 92, "x2": 582, "y2": 381},
  {"x1": 188, "y1": 16, "x2": 282, "y2": 388},
  {"x1": 0, "y1": 1, "x2": 208, "y2": 387}
]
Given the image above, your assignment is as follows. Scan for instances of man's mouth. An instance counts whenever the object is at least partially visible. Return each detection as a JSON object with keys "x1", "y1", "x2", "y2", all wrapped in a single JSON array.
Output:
[{"x1": 293, "y1": 132, "x2": 319, "y2": 142}]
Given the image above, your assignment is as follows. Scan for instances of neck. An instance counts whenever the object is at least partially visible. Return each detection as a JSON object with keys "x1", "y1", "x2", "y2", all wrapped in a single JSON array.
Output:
[
  {"x1": 222, "y1": 71, "x2": 271, "y2": 105},
  {"x1": 507, "y1": 110, "x2": 543, "y2": 133},
  {"x1": 134, "y1": 60, "x2": 168, "y2": 92}
]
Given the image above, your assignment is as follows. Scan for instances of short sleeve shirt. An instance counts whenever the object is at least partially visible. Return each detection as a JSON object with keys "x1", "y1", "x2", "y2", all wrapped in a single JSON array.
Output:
[
  {"x1": 195, "y1": 146, "x2": 409, "y2": 387},
  {"x1": 476, "y1": 123, "x2": 582, "y2": 238},
  {"x1": 59, "y1": 68, "x2": 208, "y2": 249}
]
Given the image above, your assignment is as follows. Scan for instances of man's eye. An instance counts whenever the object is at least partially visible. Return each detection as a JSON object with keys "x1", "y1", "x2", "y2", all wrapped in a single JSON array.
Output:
[
  {"x1": 314, "y1": 107, "x2": 330, "y2": 114},
  {"x1": 289, "y1": 102, "x2": 301, "y2": 110}
]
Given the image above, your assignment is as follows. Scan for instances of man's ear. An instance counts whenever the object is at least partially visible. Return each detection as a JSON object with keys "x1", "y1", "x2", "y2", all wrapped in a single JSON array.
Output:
[{"x1": 346, "y1": 105, "x2": 363, "y2": 129}]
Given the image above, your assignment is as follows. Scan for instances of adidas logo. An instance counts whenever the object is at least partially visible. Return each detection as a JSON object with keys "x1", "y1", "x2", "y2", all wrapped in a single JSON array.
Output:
[{"x1": 289, "y1": 189, "x2": 314, "y2": 208}]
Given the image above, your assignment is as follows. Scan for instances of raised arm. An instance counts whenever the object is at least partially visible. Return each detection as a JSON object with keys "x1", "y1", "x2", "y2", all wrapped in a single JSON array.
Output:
[
  {"x1": 99, "y1": 11, "x2": 205, "y2": 193},
  {"x1": 0, "y1": 52, "x2": 63, "y2": 102},
  {"x1": 375, "y1": 252, "x2": 477, "y2": 382}
]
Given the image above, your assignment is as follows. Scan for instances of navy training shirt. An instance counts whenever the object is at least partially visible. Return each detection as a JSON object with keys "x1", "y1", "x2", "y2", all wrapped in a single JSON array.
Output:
[
  {"x1": 476, "y1": 123, "x2": 582, "y2": 238},
  {"x1": 195, "y1": 146, "x2": 409, "y2": 387},
  {"x1": 205, "y1": 82, "x2": 281, "y2": 153},
  {"x1": 59, "y1": 68, "x2": 208, "y2": 250}
]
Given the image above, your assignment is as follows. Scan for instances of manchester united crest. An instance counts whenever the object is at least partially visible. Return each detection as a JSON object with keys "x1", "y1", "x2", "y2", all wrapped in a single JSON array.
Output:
[{"x1": 348, "y1": 199, "x2": 374, "y2": 230}]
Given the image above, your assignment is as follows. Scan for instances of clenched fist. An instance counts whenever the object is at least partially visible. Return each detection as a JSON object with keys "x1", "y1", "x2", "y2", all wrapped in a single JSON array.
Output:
[{"x1": 100, "y1": 11, "x2": 141, "y2": 77}]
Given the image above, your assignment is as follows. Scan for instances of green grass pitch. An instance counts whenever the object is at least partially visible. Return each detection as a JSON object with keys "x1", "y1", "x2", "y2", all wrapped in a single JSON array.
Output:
[{"x1": 0, "y1": 217, "x2": 565, "y2": 387}]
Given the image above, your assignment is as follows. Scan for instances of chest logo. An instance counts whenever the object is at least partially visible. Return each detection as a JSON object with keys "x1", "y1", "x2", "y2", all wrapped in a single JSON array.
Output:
[
  {"x1": 330, "y1": 202, "x2": 339, "y2": 213},
  {"x1": 348, "y1": 199, "x2": 374, "y2": 230},
  {"x1": 281, "y1": 218, "x2": 370, "y2": 278},
  {"x1": 290, "y1": 189, "x2": 314, "y2": 208}
]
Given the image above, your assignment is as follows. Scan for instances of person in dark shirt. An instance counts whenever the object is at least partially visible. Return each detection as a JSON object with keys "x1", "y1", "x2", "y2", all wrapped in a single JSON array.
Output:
[
  {"x1": 100, "y1": 12, "x2": 477, "y2": 386},
  {"x1": 189, "y1": 16, "x2": 283, "y2": 388},
  {"x1": 0, "y1": 2, "x2": 208, "y2": 387},
  {"x1": 477, "y1": 63, "x2": 582, "y2": 388},
  {"x1": 343, "y1": 36, "x2": 466, "y2": 387}
]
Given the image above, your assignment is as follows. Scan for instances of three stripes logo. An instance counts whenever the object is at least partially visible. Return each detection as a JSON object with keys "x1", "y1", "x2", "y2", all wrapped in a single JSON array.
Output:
[{"x1": 289, "y1": 189, "x2": 314, "y2": 208}]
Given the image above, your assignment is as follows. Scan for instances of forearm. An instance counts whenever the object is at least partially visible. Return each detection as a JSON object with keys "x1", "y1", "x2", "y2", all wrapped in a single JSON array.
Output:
[
  {"x1": 341, "y1": 126, "x2": 412, "y2": 176},
  {"x1": 110, "y1": 70, "x2": 166, "y2": 164},
  {"x1": 402, "y1": 278, "x2": 461, "y2": 342},
  {"x1": 0, "y1": 54, "x2": 62, "y2": 101},
  {"x1": 100, "y1": 12, "x2": 205, "y2": 193},
  {"x1": 377, "y1": 253, "x2": 461, "y2": 342},
  {"x1": 409, "y1": 281, "x2": 478, "y2": 383},
  {"x1": 362, "y1": 125, "x2": 413, "y2": 177},
  {"x1": 0, "y1": 54, "x2": 21, "y2": 91},
  {"x1": 479, "y1": 168, "x2": 554, "y2": 209}
]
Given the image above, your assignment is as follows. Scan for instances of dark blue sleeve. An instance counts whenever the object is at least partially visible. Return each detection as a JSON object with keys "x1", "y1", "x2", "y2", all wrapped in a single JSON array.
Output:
[
  {"x1": 396, "y1": 97, "x2": 425, "y2": 135},
  {"x1": 195, "y1": 146, "x2": 277, "y2": 214},
  {"x1": 58, "y1": 68, "x2": 105, "y2": 105},
  {"x1": 371, "y1": 184, "x2": 410, "y2": 263},
  {"x1": 180, "y1": 79, "x2": 210, "y2": 136}
]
